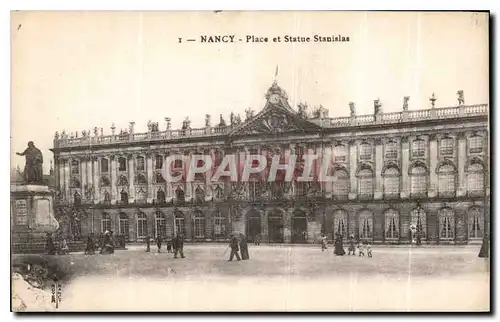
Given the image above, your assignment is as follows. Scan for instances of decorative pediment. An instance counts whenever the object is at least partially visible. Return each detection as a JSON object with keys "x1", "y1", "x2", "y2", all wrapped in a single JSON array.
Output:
[{"x1": 229, "y1": 105, "x2": 321, "y2": 136}]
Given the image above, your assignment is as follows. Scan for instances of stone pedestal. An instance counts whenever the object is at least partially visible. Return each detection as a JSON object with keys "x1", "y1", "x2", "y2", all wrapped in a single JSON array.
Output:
[{"x1": 11, "y1": 185, "x2": 59, "y2": 252}]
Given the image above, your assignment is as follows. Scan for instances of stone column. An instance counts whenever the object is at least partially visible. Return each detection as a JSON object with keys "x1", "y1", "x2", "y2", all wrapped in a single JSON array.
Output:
[
  {"x1": 457, "y1": 132, "x2": 467, "y2": 197},
  {"x1": 128, "y1": 155, "x2": 136, "y2": 203},
  {"x1": 261, "y1": 209, "x2": 269, "y2": 243},
  {"x1": 86, "y1": 157, "x2": 93, "y2": 193},
  {"x1": 93, "y1": 157, "x2": 100, "y2": 202},
  {"x1": 428, "y1": 134, "x2": 438, "y2": 198},
  {"x1": 374, "y1": 139, "x2": 383, "y2": 200},
  {"x1": 64, "y1": 159, "x2": 70, "y2": 200},
  {"x1": 401, "y1": 137, "x2": 410, "y2": 199},
  {"x1": 146, "y1": 154, "x2": 153, "y2": 202},
  {"x1": 81, "y1": 158, "x2": 87, "y2": 191},
  {"x1": 58, "y1": 158, "x2": 65, "y2": 194},
  {"x1": 110, "y1": 156, "x2": 117, "y2": 204},
  {"x1": 348, "y1": 140, "x2": 358, "y2": 200},
  {"x1": 283, "y1": 208, "x2": 292, "y2": 243}
]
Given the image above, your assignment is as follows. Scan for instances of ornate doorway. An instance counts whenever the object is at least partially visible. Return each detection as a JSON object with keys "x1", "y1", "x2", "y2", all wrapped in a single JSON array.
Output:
[
  {"x1": 268, "y1": 209, "x2": 284, "y2": 243},
  {"x1": 292, "y1": 210, "x2": 307, "y2": 243},
  {"x1": 246, "y1": 209, "x2": 261, "y2": 242}
]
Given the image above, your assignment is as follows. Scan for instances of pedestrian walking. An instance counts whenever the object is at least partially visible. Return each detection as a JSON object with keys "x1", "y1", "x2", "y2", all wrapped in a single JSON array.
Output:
[
  {"x1": 320, "y1": 233, "x2": 328, "y2": 251},
  {"x1": 347, "y1": 235, "x2": 356, "y2": 255},
  {"x1": 173, "y1": 234, "x2": 185, "y2": 259},
  {"x1": 145, "y1": 235, "x2": 151, "y2": 252},
  {"x1": 240, "y1": 233, "x2": 250, "y2": 260},
  {"x1": 228, "y1": 234, "x2": 241, "y2": 261},
  {"x1": 166, "y1": 238, "x2": 173, "y2": 253},
  {"x1": 45, "y1": 233, "x2": 56, "y2": 255},
  {"x1": 156, "y1": 235, "x2": 162, "y2": 253},
  {"x1": 333, "y1": 232, "x2": 346, "y2": 256}
]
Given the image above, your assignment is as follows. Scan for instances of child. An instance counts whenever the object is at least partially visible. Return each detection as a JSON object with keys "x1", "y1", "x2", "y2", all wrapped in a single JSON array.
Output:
[
  {"x1": 166, "y1": 238, "x2": 173, "y2": 253},
  {"x1": 156, "y1": 236, "x2": 162, "y2": 253},
  {"x1": 320, "y1": 234, "x2": 328, "y2": 251},
  {"x1": 366, "y1": 242, "x2": 372, "y2": 258},
  {"x1": 347, "y1": 235, "x2": 356, "y2": 255},
  {"x1": 357, "y1": 240, "x2": 365, "y2": 257}
]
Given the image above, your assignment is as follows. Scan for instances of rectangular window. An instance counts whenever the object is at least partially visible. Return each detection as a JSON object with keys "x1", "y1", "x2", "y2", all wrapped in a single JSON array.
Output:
[
  {"x1": 469, "y1": 136, "x2": 484, "y2": 154},
  {"x1": 411, "y1": 140, "x2": 426, "y2": 158},
  {"x1": 359, "y1": 144, "x2": 372, "y2": 161},
  {"x1": 71, "y1": 161, "x2": 80, "y2": 175},
  {"x1": 385, "y1": 142, "x2": 398, "y2": 159},
  {"x1": 334, "y1": 145, "x2": 347, "y2": 162},
  {"x1": 136, "y1": 157, "x2": 145, "y2": 171},
  {"x1": 440, "y1": 138, "x2": 454, "y2": 156},
  {"x1": 358, "y1": 177, "x2": 373, "y2": 197},
  {"x1": 155, "y1": 155, "x2": 163, "y2": 170}
]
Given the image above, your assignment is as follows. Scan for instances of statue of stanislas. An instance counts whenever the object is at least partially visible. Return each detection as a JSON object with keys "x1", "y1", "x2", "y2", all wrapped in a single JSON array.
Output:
[{"x1": 16, "y1": 141, "x2": 44, "y2": 185}]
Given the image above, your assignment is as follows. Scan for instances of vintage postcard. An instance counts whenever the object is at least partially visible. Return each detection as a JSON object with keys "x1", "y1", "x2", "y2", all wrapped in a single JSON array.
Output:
[{"x1": 10, "y1": 11, "x2": 490, "y2": 312}]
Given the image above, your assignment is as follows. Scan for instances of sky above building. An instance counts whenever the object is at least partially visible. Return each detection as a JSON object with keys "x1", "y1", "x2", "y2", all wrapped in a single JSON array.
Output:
[{"x1": 11, "y1": 11, "x2": 489, "y2": 173}]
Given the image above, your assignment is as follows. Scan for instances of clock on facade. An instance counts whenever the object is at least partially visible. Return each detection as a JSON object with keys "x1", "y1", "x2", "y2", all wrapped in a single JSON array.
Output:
[{"x1": 269, "y1": 94, "x2": 280, "y2": 104}]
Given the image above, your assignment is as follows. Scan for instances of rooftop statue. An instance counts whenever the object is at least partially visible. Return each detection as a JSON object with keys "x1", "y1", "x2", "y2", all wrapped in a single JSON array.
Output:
[{"x1": 15, "y1": 141, "x2": 44, "y2": 185}]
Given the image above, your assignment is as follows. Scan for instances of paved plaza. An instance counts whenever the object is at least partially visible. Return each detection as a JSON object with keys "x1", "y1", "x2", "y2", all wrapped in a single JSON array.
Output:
[{"x1": 13, "y1": 244, "x2": 490, "y2": 311}]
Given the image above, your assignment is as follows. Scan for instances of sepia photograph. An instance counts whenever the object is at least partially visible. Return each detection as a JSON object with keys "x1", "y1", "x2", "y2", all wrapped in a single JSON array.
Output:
[{"x1": 10, "y1": 11, "x2": 490, "y2": 312}]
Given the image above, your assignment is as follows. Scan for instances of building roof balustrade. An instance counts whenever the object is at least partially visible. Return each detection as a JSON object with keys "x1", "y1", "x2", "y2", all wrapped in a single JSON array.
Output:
[{"x1": 53, "y1": 104, "x2": 488, "y2": 148}]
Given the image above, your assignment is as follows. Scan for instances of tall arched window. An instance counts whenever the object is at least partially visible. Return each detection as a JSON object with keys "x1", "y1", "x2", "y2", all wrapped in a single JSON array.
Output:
[
  {"x1": 333, "y1": 168, "x2": 349, "y2": 199},
  {"x1": 383, "y1": 166, "x2": 400, "y2": 198},
  {"x1": 410, "y1": 164, "x2": 427, "y2": 196},
  {"x1": 213, "y1": 211, "x2": 225, "y2": 239},
  {"x1": 136, "y1": 213, "x2": 148, "y2": 238},
  {"x1": 194, "y1": 211, "x2": 205, "y2": 239},
  {"x1": 437, "y1": 162, "x2": 456, "y2": 196},
  {"x1": 359, "y1": 210, "x2": 373, "y2": 240},
  {"x1": 175, "y1": 212, "x2": 185, "y2": 237},
  {"x1": 118, "y1": 212, "x2": 129, "y2": 240},
  {"x1": 468, "y1": 207, "x2": 484, "y2": 239},
  {"x1": 101, "y1": 158, "x2": 109, "y2": 173},
  {"x1": 359, "y1": 143, "x2": 372, "y2": 161},
  {"x1": 439, "y1": 208, "x2": 455, "y2": 240},
  {"x1": 411, "y1": 208, "x2": 427, "y2": 240},
  {"x1": 440, "y1": 137, "x2": 454, "y2": 156},
  {"x1": 333, "y1": 210, "x2": 348, "y2": 238},
  {"x1": 155, "y1": 211, "x2": 167, "y2": 239},
  {"x1": 411, "y1": 138, "x2": 426, "y2": 158},
  {"x1": 467, "y1": 161, "x2": 485, "y2": 196},
  {"x1": 357, "y1": 167, "x2": 373, "y2": 198},
  {"x1": 101, "y1": 213, "x2": 111, "y2": 233},
  {"x1": 385, "y1": 209, "x2": 399, "y2": 240}
]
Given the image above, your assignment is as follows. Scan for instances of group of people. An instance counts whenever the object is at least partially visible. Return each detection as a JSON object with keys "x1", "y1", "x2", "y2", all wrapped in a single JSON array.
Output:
[
  {"x1": 228, "y1": 233, "x2": 250, "y2": 261},
  {"x1": 44, "y1": 232, "x2": 69, "y2": 255},
  {"x1": 84, "y1": 231, "x2": 116, "y2": 255},
  {"x1": 145, "y1": 234, "x2": 185, "y2": 259},
  {"x1": 320, "y1": 233, "x2": 373, "y2": 257}
]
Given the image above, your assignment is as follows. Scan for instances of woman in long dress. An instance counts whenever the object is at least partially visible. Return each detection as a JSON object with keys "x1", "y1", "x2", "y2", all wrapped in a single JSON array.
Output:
[
  {"x1": 240, "y1": 233, "x2": 250, "y2": 260},
  {"x1": 333, "y1": 232, "x2": 346, "y2": 256}
]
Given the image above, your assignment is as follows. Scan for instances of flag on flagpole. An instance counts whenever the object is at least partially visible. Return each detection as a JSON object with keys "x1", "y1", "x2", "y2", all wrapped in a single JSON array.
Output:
[{"x1": 275, "y1": 65, "x2": 279, "y2": 77}]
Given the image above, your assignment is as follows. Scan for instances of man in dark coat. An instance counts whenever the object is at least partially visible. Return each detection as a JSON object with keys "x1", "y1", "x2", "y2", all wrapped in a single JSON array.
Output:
[
  {"x1": 478, "y1": 233, "x2": 489, "y2": 258},
  {"x1": 240, "y1": 233, "x2": 249, "y2": 260},
  {"x1": 228, "y1": 234, "x2": 241, "y2": 261},
  {"x1": 333, "y1": 232, "x2": 346, "y2": 256},
  {"x1": 45, "y1": 233, "x2": 56, "y2": 255},
  {"x1": 156, "y1": 235, "x2": 162, "y2": 253},
  {"x1": 85, "y1": 233, "x2": 95, "y2": 255},
  {"x1": 173, "y1": 234, "x2": 185, "y2": 259},
  {"x1": 145, "y1": 235, "x2": 151, "y2": 252}
]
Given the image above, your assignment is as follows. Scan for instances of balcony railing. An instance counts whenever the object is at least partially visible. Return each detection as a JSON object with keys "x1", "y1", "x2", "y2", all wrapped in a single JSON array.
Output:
[{"x1": 54, "y1": 104, "x2": 488, "y2": 148}]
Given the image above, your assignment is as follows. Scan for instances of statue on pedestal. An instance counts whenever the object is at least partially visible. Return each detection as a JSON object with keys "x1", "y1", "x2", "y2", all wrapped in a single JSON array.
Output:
[{"x1": 16, "y1": 141, "x2": 44, "y2": 185}]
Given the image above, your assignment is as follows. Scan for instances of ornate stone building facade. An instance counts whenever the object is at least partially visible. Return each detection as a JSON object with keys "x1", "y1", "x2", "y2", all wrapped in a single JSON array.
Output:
[{"x1": 51, "y1": 83, "x2": 489, "y2": 244}]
